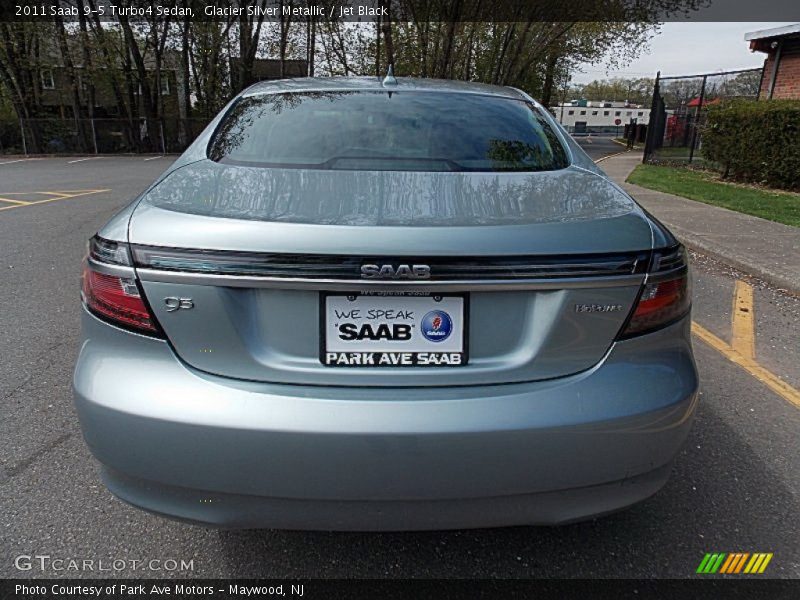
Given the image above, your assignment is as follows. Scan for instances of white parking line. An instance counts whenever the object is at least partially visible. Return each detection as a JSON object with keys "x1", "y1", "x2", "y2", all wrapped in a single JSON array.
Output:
[
  {"x1": 0, "y1": 158, "x2": 38, "y2": 165},
  {"x1": 67, "y1": 157, "x2": 103, "y2": 164},
  {"x1": 143, "y1": 155, "x2": 163, "y2": 161}
]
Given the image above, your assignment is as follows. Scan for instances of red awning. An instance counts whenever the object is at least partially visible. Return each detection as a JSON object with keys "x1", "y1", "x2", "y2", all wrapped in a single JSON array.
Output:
[{"x1": 687, "y1": 97, "x2": 721, "y2": 108}]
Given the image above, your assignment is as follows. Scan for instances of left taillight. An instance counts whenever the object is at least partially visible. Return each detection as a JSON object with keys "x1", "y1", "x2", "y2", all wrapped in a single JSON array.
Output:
[
  {"x1": 81, "y1": 235, "x2": 160, "y2": 335},
  {"x1": 618, "y1": 245, "x2": 691, "y2": 339}
]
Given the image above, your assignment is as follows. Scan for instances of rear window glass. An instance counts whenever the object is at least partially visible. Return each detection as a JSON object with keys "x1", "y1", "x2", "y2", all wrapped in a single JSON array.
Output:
[{"x1": 208, "y1": 91, "x2": 569, "y2": 172}]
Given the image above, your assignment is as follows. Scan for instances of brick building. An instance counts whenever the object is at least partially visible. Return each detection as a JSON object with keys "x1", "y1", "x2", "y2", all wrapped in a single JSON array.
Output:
[
  {"x1": 746, "y1": 24, "x2": 800, "y2": 100},
  {"x1": 33, "y1": 35, "x2": 184, "y2": 120}
]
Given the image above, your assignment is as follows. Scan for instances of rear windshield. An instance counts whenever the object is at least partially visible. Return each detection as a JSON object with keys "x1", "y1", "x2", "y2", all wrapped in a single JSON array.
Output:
[{"x1": 208, "y1": 91, "x2": 569, "y2": 172}]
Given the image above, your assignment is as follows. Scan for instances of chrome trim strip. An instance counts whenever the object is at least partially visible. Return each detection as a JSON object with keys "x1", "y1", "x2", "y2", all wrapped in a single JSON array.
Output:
[
  {"x1": 87, "y1": 257, "x2": 137, "y2": 278},
  {"x1": 135, "y1": 268, "x2": 645, "y2": 291},
  {"x1": 130, "y1": 245, "x2": 647, "y2": 280},
  {"x1": 643, "y1": 265, "x2": 689, "y2": 285}
]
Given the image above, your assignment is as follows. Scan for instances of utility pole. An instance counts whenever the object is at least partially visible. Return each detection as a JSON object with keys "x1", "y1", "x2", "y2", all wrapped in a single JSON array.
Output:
[
  {"x1": 643, "y1": 71, "x2": 661, "y2": 162},
  {"x1": 559, "y1": 77, "x2": 569, "y2": 124},
  {"x1": 689, "y1": 75, "x2": 707, "y2": 164},
  {"x1": 375, "y1": 14, "x2": 381, "y2": 77}
]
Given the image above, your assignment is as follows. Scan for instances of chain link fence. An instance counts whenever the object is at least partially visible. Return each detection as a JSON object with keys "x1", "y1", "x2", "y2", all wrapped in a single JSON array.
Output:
[
  {"x1": 643, "y1": 67, "x2": 763, "y2": 164},
  {"x1": 0, "y1": 117, "x2": 212, "y2": 155}
]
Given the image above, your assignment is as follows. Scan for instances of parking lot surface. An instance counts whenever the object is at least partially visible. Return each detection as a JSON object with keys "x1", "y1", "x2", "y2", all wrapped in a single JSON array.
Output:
[{"x1": 1, "y1": 148, "x2": 798, "y2": 578}]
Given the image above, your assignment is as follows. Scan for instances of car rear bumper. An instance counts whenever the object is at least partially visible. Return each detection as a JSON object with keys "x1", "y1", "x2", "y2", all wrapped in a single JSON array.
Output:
[
  {"x1": 74, "y1": 309, "x2": 698, "y2": 530},
  {"x1": 101, "y1": 461, "x2": 674, "y2": 530}
]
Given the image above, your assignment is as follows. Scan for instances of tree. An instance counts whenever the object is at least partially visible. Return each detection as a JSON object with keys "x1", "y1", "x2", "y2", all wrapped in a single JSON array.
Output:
[
  {"x1": 188, "y1": 20, "x2": 235, "y2": 118},
  {"x1": 116, "y1": 7, "x2": 175, "y2": 151},
  {"x1": 717, "y1": 70, "x2": 762, "y2": 98},
  {"x1": 76, "y1": 0, "x2": 98, "y2": 119},
  {"x1": 235, "y1": 0, "x2": 270, "y2": 92},
  {"x1": 0, "y1": 21, "x2": 49, "y2": 150},
  {"x1": 81, "y1": 0, "x2": 139, "y2": 147},
  {"x1": 317, "y1": 21, "x2": 373, "y2": 76},
  {"x1": 661, "y1": 77, "x2": 704, "y2": 110},
  {"x1": 572, "y1": 77, "x2": 655, "y2": 105},
  {"x1": 356, "y1": 1, "x2": 692, "y2": 105},
  {"x1": 277, "y1": 0, "x2": 293, "y2": 78},
  {"x1": 0, "y1": 0, "x2": 709, "y2": 153},
  {"x1": 179, "y1": 0, "x2": 192, "y2": 140}
]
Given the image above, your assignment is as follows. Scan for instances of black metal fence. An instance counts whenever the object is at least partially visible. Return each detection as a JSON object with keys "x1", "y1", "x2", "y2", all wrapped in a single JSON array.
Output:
[
  {"x1": 0, "y1": 117, "x2": 212, "y2": 155},
  {"x1": 643, "y1": 67, "x2": 763, "y2": 164}
]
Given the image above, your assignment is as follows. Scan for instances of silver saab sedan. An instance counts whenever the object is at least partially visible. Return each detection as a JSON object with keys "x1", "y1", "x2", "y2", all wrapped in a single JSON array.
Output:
[{"x1": 74, "y1": 77, "x2": 698, "y2": 530}]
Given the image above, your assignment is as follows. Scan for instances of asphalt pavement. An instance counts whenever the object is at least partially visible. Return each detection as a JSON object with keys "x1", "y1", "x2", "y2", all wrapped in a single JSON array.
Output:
[
  {"x1": 573, "y1": 134, "x2": 627, "y2": 163},
  {"x1": 1, "y1": 147, "x2": 798, "y2": 579}
]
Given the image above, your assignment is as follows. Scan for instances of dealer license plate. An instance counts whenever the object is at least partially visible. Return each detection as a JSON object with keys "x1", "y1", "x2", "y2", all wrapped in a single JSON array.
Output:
[{"x1": 321, "y1": 293, "x2": 467, "y2": 367}]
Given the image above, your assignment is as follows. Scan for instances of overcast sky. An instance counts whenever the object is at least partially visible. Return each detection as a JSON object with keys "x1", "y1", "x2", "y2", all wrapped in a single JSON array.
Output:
[{"x1": 573, "y1": 22, "x2": 794, "y2": 83}]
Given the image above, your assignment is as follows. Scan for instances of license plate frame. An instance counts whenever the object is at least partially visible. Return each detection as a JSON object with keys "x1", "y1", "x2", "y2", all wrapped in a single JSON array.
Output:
[{"x1": 320, "y1": 291, "x2": 469, "y2": 367}]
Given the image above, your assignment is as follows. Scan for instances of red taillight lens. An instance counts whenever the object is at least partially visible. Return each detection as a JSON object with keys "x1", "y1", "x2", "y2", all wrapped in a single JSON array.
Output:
[
  {"x1": 82, "y1": 265, "x2": 158, "y2": 333},
  {"x1": 620, "y1": 275, "x2": 691, "y2": 338}
]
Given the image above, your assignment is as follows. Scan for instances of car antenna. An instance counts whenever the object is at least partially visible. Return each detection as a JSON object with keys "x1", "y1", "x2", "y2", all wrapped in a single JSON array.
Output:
[{"x1": 382, "y1": 64, "x2": 398, "y2": 88}]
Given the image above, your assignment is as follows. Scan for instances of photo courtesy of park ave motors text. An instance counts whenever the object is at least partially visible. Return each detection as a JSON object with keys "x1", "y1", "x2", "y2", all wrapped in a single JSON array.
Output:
[{"x1": 1, "y1": 0, "x2": 800, "y2": 588}]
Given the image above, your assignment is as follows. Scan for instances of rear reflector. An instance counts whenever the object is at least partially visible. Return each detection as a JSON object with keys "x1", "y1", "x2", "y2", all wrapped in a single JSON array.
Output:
[
  {"x1": 620, "y1": 275, "x2": 690, "y2": 338},
  {"x1": 82, "y1": 265, "x2": 158, "y2": 334}
]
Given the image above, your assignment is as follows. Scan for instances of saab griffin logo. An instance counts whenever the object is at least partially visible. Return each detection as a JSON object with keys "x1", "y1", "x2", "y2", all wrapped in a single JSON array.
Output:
[
  {"x1": 360, "y1": 264, "x2": 431, "y2": 280},
  {"x1": 421, "y1": 310, "x2": 452, "y2": 342},
  {"x1": 696, "y1": 552, "x2": 773, "y2": 574}
]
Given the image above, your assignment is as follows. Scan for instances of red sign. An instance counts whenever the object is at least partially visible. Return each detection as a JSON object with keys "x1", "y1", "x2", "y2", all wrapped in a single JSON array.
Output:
[{"x1": 614, "y1": 118, "x2": 622, "y2": 125}]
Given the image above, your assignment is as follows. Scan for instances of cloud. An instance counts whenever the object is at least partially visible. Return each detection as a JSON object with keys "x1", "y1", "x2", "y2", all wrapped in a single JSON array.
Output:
[{"x1": 573, "y1": 22, "x2": 790, "y2": 83}]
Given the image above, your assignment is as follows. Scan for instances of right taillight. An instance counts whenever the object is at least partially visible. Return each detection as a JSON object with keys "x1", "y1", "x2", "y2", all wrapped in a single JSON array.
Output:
[
  {"x1": 619, "y1": 246, "x2": 691, "y2": 338},
  {"x1": 81, "y1": 236, "x2": 160, "y2": 335}
]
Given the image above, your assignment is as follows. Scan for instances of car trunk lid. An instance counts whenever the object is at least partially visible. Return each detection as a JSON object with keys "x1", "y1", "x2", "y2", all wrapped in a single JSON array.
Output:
[{"x1": 129, "y1": 161, "x2": 652, "y2": 386}]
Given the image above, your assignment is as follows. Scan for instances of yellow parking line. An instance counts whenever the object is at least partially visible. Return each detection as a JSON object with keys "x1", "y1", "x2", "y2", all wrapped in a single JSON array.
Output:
[
  {"x1": 37, "y1": 189, "x2": 109, "y2": 195},
  {"x1": 0, "y1": 189, "x2": 108, "y2": 196},
  {"x1": 692, "y1": 322, "x2": 800, "y2": 409},
  {"x1": 731, "y1": 280, "x2": 756, "y2": 359},
  {"x1": 0, "y1": 189, "x2": 110, "y2": 212},
  {"x1": 37, "y1": 191, "x2": 77, "y2": 199},
  {"x1": 0, "y1": 197, "x2": 31, "y2": 205},
  {"x1": 693, "y1": 278, "x2": 800, "y2": 408},
  {"x1": 38, "y1": 189, "x2": 110, "y2": 201}
]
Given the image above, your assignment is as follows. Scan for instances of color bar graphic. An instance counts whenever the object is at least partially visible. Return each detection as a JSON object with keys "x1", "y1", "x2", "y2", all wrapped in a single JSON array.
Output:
[{"x1": 698, "y1": 552, "x2": 773, "y2": 574}]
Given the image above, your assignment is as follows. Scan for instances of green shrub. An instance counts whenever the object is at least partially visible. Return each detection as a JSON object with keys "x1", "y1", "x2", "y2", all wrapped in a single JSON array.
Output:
[{"x1": 702, "y1": 99, "x2": 800, "y2": 191}]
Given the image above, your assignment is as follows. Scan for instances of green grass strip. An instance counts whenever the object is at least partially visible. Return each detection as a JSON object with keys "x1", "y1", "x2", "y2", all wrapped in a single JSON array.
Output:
[{"x1": 627, "y1": 164, "x2": 800, "y2": 227}]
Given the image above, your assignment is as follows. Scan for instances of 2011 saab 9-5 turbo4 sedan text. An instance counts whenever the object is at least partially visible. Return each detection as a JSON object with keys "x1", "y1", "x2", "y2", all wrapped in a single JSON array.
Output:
[{"x1": 74, "y1": 77, "x2": 698, "y2": 530}]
